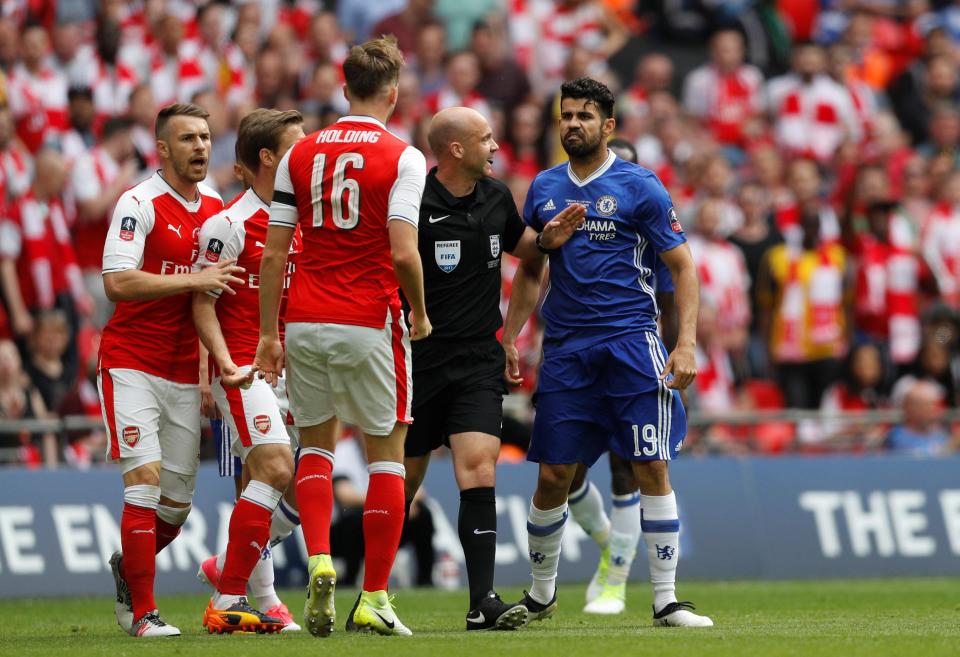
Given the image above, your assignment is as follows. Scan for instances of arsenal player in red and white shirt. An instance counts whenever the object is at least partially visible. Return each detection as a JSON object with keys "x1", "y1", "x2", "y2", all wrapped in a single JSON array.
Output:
[
  {"x1": 192, "y1": 109, "x2": 305, "y2": 634},
  {"x1": 98, "y1": 104, "x2": 241, "y2": 638},
  {"x1": 256, "y1": 35, "x2": 429, "y2": 638}
]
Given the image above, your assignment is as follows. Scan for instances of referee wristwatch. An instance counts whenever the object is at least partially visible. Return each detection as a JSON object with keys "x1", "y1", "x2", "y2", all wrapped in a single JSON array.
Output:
[{"x1": 536, "y1": 231, "x2": 557, "y2": 254}]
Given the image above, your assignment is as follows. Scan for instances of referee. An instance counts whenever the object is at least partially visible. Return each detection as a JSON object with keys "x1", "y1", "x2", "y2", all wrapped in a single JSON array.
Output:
[{"x1": 404, "y1": 107, "x2": 583, "y2": 631}]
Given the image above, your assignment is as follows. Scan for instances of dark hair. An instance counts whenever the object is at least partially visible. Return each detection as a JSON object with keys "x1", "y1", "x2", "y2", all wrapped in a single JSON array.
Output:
[
  {"x1": 101, "y1": 116, "x2": 134, "y2": 140},
  {"x1": 560, "y1": 77, "x2": 615, "y2": 120},
  {"x1": 67, "y1": 86, "x2": 93, "y2": 102},
  {"x1": 236, "y1": 108, "x2": 304, "y2": 173},
  {"x1": 607, "y1": 137, "x2": 637, "y2": 163},
  {"x1": 155, "y1": 103, "x2": 209, "y2": 139},
  {"x1": 342, "y1": 35, "x2": 404, "y2": 100}
]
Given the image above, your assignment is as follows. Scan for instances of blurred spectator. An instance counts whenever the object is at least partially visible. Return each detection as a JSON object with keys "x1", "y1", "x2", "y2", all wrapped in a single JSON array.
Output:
[
  {"x1": 514, "y1": 0, "x2": 624, "y2": 97},
  {"x1": 337, "y1": 0, "x2": 406, "y2": 44},
  {"x1": 23, "y1": 310, "x2": 74, "y2": 415},
  {"x1": 817, "y1": 341, "x2": 891, "y2": 451},
  {"x1": 85, "y1": 17, "x2": 138, "y2": 127},
  {"x1": 827, "y1": 41, "x2": 879, "y2": 144},
  {"x1": 301, "y1": 61, "x2": 350, "y2": 125},
  {"x1": 190, "y1": 2, "x2": 247, "y2": 108},
  {"x1": 885, "y1": 380, "x2": 951, "y2": 456},
  {"x1": 148, "y1": 13, "x2": 205, "y2": 108},
  {"x1": 472, "y1": 17, "x2": 532, "y2": 117},
  {"x1": 411, "y1": 22, "x2": 447, "y2": 97},
  {"x1": 0, "y1": 101, "x2": 32, "y2": 205},
  {"x1": 127, "y1": 83, "x2": 159, "y2": 176},
  {"x1": 917, "y1": 103, "x2": 960, "y2": 166},
  {"x1": 922, "y1": 169, "x2": 960, "y2": 308},
  {"x1": 690, "y1": 293, "x2": 738, "y2": 415},
  {"x1": 893, "y1": 333, "x2": 960, "y2": 407},
  {"x1": 691, "y1": 154, "x2": 742, "y2": 235},
  {"x1": 729, "y1": 181, "x2": 784, "y2": 377},
  {"x1": 500, "y1": 102, "x2": 545, "y2": 180},
  {"x1": 683, "y1": 29, "x2": 764, "y2": 151},
  {"x1": 424, "y1": 50, "x2": 491, "y2": 117},
  {"x1": 766, "y1": 42, "x2": 861, "y2": 163},
  {"x1": 748, "y1": 142, "x2": 791, "y2": 211},
  {"x1": 625, "y1": 53, "x2": 674, "y2": 117},
  {"x1": 69, "y1": 116, "x2": 137, "y2": 327},
  {"x1": 757, "y1": 205, "x2": 850, "y2": 408},
  {"x1": 856, "y1": 199, "x2": 921, "y2": 363},
  {"x1": 776, "y1": 158, "x2": 841, "y2": 247},
  {"x1": 372, "y1": 0, "x2": 436, "y2": 55},
  {"x1": 191, "y1": 88, "x2": 238, "y2": 195},
  {"x1": 385, "y1": 71, "x2": 424, "y2": 146},
  {"x1": 0, "y1": 149, "x2": 90, "y2": 343},
  {"x1": 889, "y1": 54, "x2": 960, "y2": 146},
  {"x1": 0, "y1": 338, "x2": 57, "y2": 467},
  {"x1": 6, "y1": 22, "x2": 69, "y2": 153},
  {"x1": 688, "y1": 199, "x2": 751, "y2": 366},
  {"x1": 60, "y1": 86, "x2": 95, "y2": 163},
  {"x1": 839, "y1": 10, "x2": 894, "y2": 91},
  {"x1": 49, "y1": 17, "x2": 95, "y2": 87}
]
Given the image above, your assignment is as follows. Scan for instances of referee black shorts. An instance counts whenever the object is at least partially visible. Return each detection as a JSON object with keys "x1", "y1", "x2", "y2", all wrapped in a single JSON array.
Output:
[{"x1": 405, "y1": 338, "x2": 507, "y2": 457}]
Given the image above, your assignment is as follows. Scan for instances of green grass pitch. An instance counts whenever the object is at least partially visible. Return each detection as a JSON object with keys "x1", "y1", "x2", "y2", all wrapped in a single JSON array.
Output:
[{"x1": 1, "y1": 579, "x2": 958, "y2": 657}]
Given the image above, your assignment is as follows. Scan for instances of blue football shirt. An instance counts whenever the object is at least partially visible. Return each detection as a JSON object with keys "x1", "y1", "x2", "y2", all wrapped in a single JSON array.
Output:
[{"x1": 524, "y1": 151, "x2": 685, "y2": 355}]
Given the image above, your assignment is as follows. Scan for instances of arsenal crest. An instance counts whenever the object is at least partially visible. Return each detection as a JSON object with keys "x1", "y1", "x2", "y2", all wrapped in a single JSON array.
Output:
[
  {"x1": 489, "y1": 234, "x2": 501, "y2": 258},
  {"x1": 122, "y1": 426, "x2": 140, "y2": 446},
  {"x1": 254, "y1": 414, "x2": 272, "y2": 433}
]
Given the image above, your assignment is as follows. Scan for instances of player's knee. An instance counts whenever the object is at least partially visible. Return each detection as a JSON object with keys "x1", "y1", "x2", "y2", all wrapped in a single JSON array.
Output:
[
  {"x1": 156, "y1": 501, "x2": 191, "y2": 525},
  {"x1": 568, "y1": 464, "x2": 587, "y2": 493},
  {"x1": 610, "y1": 460, "x2": 638, "y2": 496},
  {"x1": 257, "y1": 457, "x2": 294, "y2": 491},
  {"x1": 633, "y1": 460, "x2": 671, "y2": 495},
  {"x1": 159, "y1": 467, "x2": 197, "y2": 506},
  {"x1": 538, "y1": 464, "x2": 574, "y2": 496}
]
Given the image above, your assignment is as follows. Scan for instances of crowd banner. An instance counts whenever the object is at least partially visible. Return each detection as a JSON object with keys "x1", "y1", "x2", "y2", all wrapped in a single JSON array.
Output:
[{"x1": 1, "y1": 455, "x2": 959, "y2": 598}]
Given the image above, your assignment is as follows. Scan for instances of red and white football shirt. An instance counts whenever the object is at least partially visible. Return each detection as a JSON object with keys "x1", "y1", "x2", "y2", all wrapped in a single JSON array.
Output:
[
  {"x1": 0, "y1": 191, "x2": 83, "y2": 310},
  {"x1": 683, "y1": 64, "x2": 764, "y2": 146},
  {"x1": 5, "y1": 63, "x2": 69, "y2": 154},
  {"x1": 70, "y1": 147, "x2": 122, "y2": 272},
  {"x1": 99, "y1": 172, "x2": 223, "y2": 384},
  {"x1": 270, "y1": 115, "x2": 426, "y2": 328},
  {"x1": 195, "y1": 188, "x2": 302, "y2": 366}
]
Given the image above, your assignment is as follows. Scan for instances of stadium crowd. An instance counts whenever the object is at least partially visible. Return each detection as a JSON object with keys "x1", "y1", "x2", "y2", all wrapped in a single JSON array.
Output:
[{"x1": 1, "y1": 0, "x2": 960, "y2": 467}]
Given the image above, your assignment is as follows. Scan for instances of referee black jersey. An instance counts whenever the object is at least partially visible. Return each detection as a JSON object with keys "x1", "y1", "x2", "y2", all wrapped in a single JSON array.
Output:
[{"x1": 415, "y1": 167, "x2": 525, "y2": 341}]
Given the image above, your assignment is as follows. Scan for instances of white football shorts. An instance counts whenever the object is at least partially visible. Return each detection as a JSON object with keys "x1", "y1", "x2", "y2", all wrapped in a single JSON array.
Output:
[
  {"x1": 98, "y1": 368, "x2": 200, "y2": 475},
  {"x1": 212, "y1": 365, "x2": 295, "y2": 461},
  {"x1": 284, "y1": 308, "x2": 412, "y2": 436}
]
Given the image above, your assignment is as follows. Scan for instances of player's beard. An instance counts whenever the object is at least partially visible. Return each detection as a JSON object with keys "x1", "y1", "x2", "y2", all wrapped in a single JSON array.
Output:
[
  {"x1": 175, "y1": 156, "x2": 209, "y2": 183},
  {"x1": 561, "y1": 130, "x2": 602, "y2": 160}
]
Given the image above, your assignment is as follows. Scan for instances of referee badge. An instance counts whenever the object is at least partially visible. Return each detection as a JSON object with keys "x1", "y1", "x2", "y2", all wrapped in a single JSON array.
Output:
[
  {"x1": 435, "y1": 240, "x2": 461, "y2": 273},
  {"x1": 489, "y1": 234, "x2": 501, "y2": 258}
]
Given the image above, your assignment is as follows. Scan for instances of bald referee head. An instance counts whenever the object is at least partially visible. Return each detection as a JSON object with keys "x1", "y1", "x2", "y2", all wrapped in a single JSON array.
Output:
[{"x1": 428, "y1": 107, "x2": 499, "y2": 183}]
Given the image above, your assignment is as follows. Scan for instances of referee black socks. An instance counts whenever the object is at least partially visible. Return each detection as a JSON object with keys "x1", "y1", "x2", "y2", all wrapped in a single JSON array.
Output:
[{"x1": 458, "y1": 487, "x2": 498, "y2": 610}]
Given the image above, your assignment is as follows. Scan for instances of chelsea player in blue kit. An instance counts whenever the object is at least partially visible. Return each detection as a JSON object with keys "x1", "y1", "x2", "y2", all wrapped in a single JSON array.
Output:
[{"x1": 503, "y1": 78, "x2": 713, "y2": 627}]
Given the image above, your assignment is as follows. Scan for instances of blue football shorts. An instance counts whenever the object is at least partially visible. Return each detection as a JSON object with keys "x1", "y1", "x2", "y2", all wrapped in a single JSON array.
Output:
[{"x1": 528, "y1": 331, "x2": 686, "y2": 466}]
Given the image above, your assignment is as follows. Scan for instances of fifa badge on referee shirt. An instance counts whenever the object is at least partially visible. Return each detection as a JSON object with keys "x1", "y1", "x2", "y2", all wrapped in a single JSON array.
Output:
[
  {"x1": 435, "y1": 240, "x2": 460, "y2": 273},
  {"x1": 489, "y1": 234, "x2": 500, "y2": 258}
]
